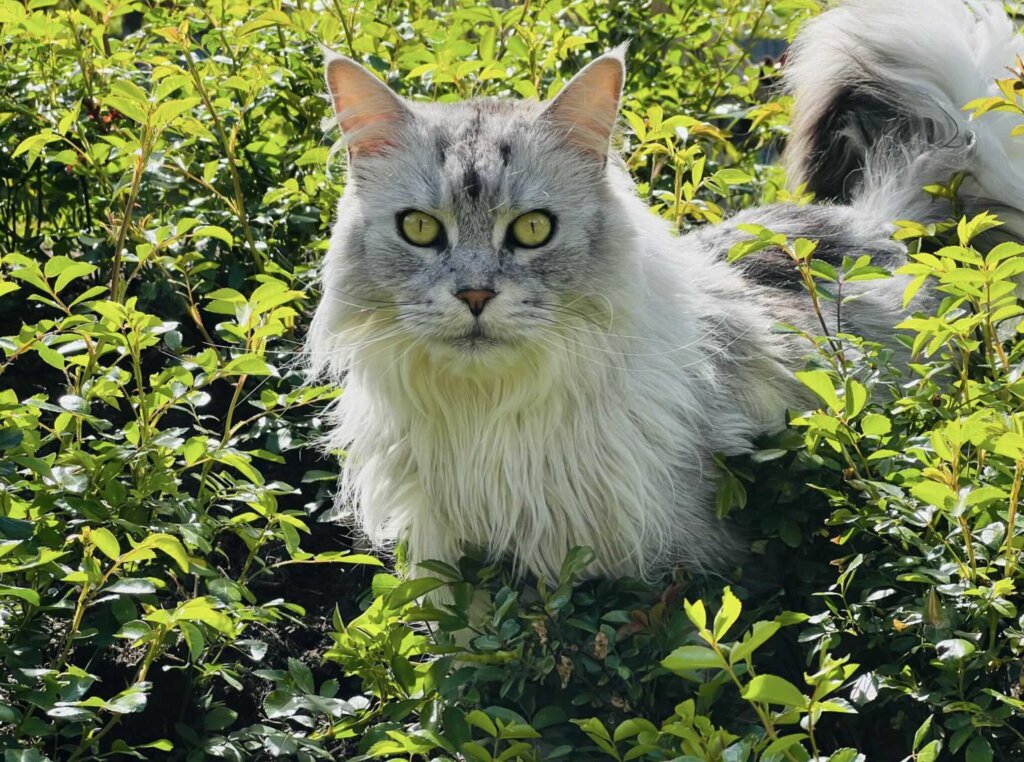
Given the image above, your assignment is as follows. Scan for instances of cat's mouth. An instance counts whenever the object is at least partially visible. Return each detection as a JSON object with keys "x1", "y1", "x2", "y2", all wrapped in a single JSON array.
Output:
[{"x1": 445, "y1": 321, "x2": 507, "y2": 351}]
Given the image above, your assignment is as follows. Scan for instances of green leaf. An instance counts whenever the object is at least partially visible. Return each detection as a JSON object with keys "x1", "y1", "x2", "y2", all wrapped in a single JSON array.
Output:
[
  {"x1": 0, "y1": 517, "x2": 33, "y2": 539},
  {"x1": 761, "y1": 733, "x2": 808, "y2": 757},
  {"x1": 910, "y1": 481, "x2": 957, "y2": 511},
  {"x1": 296, "y1": 146, "x2": 330, "y2": 166},
  {"x1": 740, "y1": 674, "x2": 807, "y2": 708},
  {"x1": 175, "y1": 597, "x2": 234, "y2": 636},
  {"x1": 461, "y1": 741, "x2": 494, "y2": 761},
  {"x1": 106, "y1": 684, "x2": 150, "y2": 714},
  {"x1": 827, "y1": 749, "x2": 864, "y2": 762},
  {"x1": 612, "y1": 718, "x2": 657, "y2": 743},
  {"x1": 914, "y1": 716, "x2": 934, "y2": 752},
  {"x1": 193, "y1": 225, "x2": 235, "y2": 247},
  {"x1": 466, "y1": 709, "x2": 498, "y2": 737},
  {"x1": 149, "y1": 534, "x2": 191, "y2": 572},
  {"x1": 809, "y1": 259, "x2": 838, "y2": 282},
  {"x1": 151, "y1": 97, "x2": 201, "y2": 126},
  {"x1": 109, "y1": 78, "x2": 150, "y2": 106},
  {"x1": 795, "y1": 370, "x2": 842, "y2": 413},
  {"x1": 104, "y1": 579, "x2": 157, "y2": 596},
  {"x1": 102, "y1": 94, "x2": 148, "y2": 124},
  {"x1": 661, "y1": 645, "x2": 725, "y2": 673},
  {"x1": 844, "y1": 379, "x2": 867, "y2": 418},
  {"x1": 223, "y1": 354, "x2": 272, "y2": 376},
  {"x1": 182, "y1": 436, "x2": 207, "y2": 465},
  {"x1": 683, "y1": 598, "x2": 707, "y2": 630},
  {"x1": 957, "y1": 212, "x2": 1002, "y2": 245},
  {"x1": 47, "y1": 705, "x2": 96, "y2": 722},
  {"x1": 572, "y1": 718, "x2": 617, "y2": 755},
  {"x1": 288, "y1": 657, "x2": 315, "y2": 693},
  {"x1": 386, "y1": 577, "x2": 445, "y2": 608},
  {"x1": 918, "y1": 740, "x2": 943, "y2": 762},
  {"x1": 12, "y1": 130, "x2": 59, "y2": 163},
  {"x1": 140, "y1": 739, "x2": 174, "y2": 752},
  {"x1": 861, "y1": 413, "x2": 891, "y2": 436},
  {"x1": 730, "y1": 620, "x2": 780, "y2": 664},
  {"x1": 714, "y1": 168, "x2": 752, "y2": 185},
  {"x1": 558, "y1": 545, "x2": 595, "y2": 583},
  {"x1": 48, "y1": 258, "x2": 97, "y2": 294},
  {"x1": 175, "y1": 620, "x2": 203, "y2": 663},
  {"x1": 308, "y1": 551, "x2": 384, "y2": 566},
  {"x1": 0, "y1": 586, "x2": 40, "y2": 606},
  {"x1": 965, "y1": 736, "x2": 993, "y2": 762},
  {"x1": 0, "y1": 428, "x2": 24, "y2": 450},
  {"x1": 204, "y1": 706, "x2": 237, "y2": 731},
  {"x1": 36, "y1": 343, "x2": 65, "y2": 370},
  {"x1": 935, "y1": 638, "x2": 976, "y2": 663},
  {"x1": 89, "y1": 527, "x2": 121, "y2": 561},
  {"x1": 58, "y1": 99, "x2": 82, "y2": 135},
  {"x1": 713, "y1": 586, "x2": 741, "y2": 640}
]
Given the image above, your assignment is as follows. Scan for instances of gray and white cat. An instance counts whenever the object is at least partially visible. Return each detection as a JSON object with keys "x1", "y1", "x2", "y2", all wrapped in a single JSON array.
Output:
[{"x1": 308, "y1": 0, "x2": 1024, "y2": 582}]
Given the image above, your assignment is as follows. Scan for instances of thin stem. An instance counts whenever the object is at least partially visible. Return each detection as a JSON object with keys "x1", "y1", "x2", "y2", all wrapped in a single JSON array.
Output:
[
  {"x1": 66, "y1": 628, "x2": 165, "y2": 762},
  {"x1": 1004, "y1": 458, "x2": 1023, "y2": 575},
  {"x1": 110, "y1": 143, "x2": 147, "y2": 303},
  {"x1": 197, "y1": 373, "x2": 248, "y2": 501},
  {"x1": 708, "y1": 640, "x2": 801, "y2": 762},
  {"x1": 180, "y1": 45, "x2": 264, "y2": 274}
]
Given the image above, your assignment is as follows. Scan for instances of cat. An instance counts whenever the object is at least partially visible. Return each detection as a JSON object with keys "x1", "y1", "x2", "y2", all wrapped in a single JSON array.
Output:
[{"x1": 307, "y1": 0, "x2": 1024, "y2": 583}]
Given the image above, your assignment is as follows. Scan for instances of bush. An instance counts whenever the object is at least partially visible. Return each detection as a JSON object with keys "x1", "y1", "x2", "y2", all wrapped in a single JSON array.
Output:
[{"x1": 1, "y1": 0, "x2": 1022, "y2": 760}]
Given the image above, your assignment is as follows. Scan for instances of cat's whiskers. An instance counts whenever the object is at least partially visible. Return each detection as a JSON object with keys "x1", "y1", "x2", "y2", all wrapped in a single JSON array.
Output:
[
  {"x1": 319, "y1": 313, "x2": 404, "y2": 342},
  {"x1": 377, "y1": 331, "x2": 428, "y2": 379},
  {"x1": 526, "y1": 306, "x2": 731, "y2": 355},
  {"x1": 339, "y1": 325, "x2": 413, "y2": 351},
  {"x1": 323, "y1": 291, "x2": 428, "y2": 312},
  {"x1": 563, "y1": 292, "x2": 616, "y2": 333},
  {"x1": 530, "y1": 312, "x2": 748, "y2": 370},
  {"x1": 524, "y1": 300, "x2": 610, "y2": 331}
]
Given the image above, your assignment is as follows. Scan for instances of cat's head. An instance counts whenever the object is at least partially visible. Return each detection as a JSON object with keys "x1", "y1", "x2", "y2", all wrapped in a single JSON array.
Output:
[{"x1": 311, "y1": 47, "x2": 641, "y2": 376}]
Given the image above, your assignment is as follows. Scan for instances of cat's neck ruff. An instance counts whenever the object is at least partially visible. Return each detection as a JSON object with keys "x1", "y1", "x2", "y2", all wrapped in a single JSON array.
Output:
[{"x1": 327, "y1": 288, "x2": 733, "y2": 581}]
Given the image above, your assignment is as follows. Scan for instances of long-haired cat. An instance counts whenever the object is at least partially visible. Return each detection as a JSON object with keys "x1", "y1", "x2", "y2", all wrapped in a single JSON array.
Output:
[{"x1": 308, "y1": 0, "x2": 1024, "y2": 582}]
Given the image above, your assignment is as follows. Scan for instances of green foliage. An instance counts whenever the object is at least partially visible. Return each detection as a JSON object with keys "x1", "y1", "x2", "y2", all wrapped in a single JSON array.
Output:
[{"x1": 2, "y1": 0, "x2": 1023, "y2": 760}]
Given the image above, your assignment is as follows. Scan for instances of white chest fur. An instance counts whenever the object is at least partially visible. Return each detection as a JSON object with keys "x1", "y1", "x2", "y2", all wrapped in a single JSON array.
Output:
[{"x1": 325, "y1": 314, "x2": 750, "y2": 581}]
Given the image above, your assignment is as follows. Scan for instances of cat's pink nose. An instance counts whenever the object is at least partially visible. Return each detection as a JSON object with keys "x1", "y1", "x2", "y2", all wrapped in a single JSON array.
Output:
[{"x1": 455, "y1": 288, "x2": 497, "y2": 317}]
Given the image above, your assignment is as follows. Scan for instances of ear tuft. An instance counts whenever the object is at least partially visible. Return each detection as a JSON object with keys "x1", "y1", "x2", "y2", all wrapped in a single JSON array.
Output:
[
  {"x1": 538, "y1": 46, "x2": 627, "y2": 161},
  {"x1": 324, "y1": 49, "x2": 410, "y2": 158}
]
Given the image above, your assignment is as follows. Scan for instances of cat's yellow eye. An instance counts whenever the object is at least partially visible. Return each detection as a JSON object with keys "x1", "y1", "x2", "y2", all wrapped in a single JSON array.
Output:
[
  {"x1": 399, "y1": 210, "x2": 442, "y2": 246},
  {"x1": 510, "y1": 211, "x2": 554, "y2": 248}
]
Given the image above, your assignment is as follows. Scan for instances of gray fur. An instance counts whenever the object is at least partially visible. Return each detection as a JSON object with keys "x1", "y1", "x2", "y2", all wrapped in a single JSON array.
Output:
[{"x1": 307, "y1": 0, "x2": 1024, "y2": 581}]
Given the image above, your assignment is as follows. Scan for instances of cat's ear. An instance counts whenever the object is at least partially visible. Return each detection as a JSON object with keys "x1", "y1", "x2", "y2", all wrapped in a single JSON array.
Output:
[
  {"x1": 324, "y1": 49, "x2": 411, "y2": 158},
  {"x1": 538, "y1": 44, "x2": 626, "y2": 161}
]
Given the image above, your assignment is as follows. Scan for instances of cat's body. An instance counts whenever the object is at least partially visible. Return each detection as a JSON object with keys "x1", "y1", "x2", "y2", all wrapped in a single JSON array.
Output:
[{"x1": 309, "y1": 0, "x2": 1024, "y2": 581}]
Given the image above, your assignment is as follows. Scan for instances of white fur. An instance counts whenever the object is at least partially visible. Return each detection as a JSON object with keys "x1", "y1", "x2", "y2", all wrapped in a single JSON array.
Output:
[
  {"x1": 310, "y1": 0, "x2": 1024, "y2": 582},
  {"x1": 787, "y1": 0, "x2": 1024, "y2": 232},
  {"x1": 312, "y1": 173, "x2": 796, "y2": 581}
]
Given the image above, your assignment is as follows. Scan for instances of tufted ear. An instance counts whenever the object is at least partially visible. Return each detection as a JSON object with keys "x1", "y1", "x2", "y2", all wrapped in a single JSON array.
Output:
[
  {"x1": 538, "y1": 45, "x2": 626, "y2": 161},
  {"x1": 324, "y1": 50, "x2": 411, "y2": 158}
]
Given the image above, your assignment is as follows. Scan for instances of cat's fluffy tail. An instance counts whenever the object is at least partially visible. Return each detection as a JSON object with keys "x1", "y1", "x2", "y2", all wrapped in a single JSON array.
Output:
[{"x1": 785, "y1": 0, "x2": 1024, "y2": 233}]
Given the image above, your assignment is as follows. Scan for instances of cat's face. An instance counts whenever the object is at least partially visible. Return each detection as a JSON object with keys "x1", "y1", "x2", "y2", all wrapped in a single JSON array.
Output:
[{"x1": 316, "y1": 50, "x2": 634, "y2": 371}]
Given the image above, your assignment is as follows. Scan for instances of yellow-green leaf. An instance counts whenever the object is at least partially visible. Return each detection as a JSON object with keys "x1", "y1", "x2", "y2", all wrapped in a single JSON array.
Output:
[
  {"x1": 741, "y1": 674, "x2": 807, "y2": 708},
  {"x1": 193, "y1": 225, "x2": 234, "y2": 247},
  {"x1": 662, "y1": 645, "x2": 725, "y2": 674},
  {"x1": 90, "y1": 527, "x2": 121, "y2": 561},
  {"x1": 713, "y1": 586, "x2": 741, "y2": 640}
]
